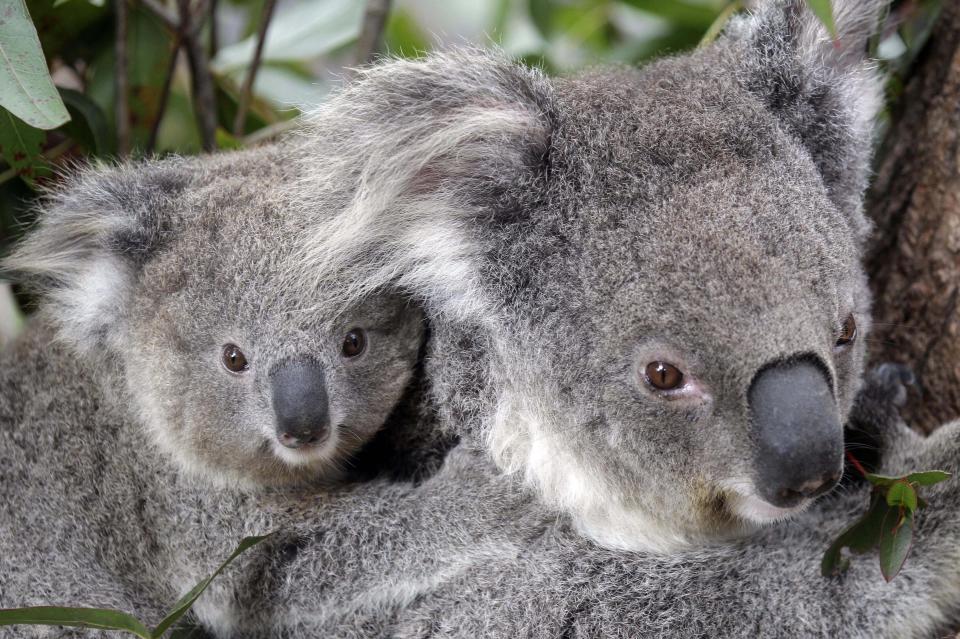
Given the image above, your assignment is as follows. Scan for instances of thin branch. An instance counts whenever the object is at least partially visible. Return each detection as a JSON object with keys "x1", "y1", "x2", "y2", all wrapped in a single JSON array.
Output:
[
  {"x1": 115, "y1": 0, "x2": 130, "y2": 156},
  {"x1": 179, "y1": 0, "x2": 217, "y2": 151},
  {"x1": 354, "y1": 0, "x2": 392, "y2": 66},
  {"x1": 208, "y1": 0, "x2": 219, "y2": 58},
  {"x1": 147, "y1": 35, "x2": 183, "y2": 153},
  {"x1": 232, "y1": 0, "x2": 276, "y2": 137},
  {"x1": 0, "y1": 139, "x2": 76, "y2": 187},
  {"x1": 241, "y1": 118, "x2": 297, "y2": 146}
]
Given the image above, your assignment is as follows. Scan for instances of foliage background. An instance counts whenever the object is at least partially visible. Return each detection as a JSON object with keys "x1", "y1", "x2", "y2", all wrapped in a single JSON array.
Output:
[{"x1": 0, "y1": 0, "x2": 944, "y2": 346}]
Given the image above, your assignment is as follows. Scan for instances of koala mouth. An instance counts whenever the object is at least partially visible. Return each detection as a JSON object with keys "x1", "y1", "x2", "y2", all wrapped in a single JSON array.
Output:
[
  {"x1": 720, "y1": 481, "x2": 813, "y2": 525},
  {"x1": 271, "y1": 428, "x2": 340, "y2": 467}
]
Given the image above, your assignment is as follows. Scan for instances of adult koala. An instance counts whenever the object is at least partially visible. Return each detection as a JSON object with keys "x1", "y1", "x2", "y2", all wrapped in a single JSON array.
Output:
[{"x1": 292, "y1": 0, "x2": 881, "y2": 552}]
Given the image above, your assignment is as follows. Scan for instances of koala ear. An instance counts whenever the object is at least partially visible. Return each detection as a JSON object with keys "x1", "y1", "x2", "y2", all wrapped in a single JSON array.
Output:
[
  {"x1": 3, "y1": 162, "x2": 188, "y2": 355},
  {"x1": 293, "y1": 48, "x2": 552, "y2": 321},
  {"x1": 724, "y1": 0, "x2": 888, "y2": 241}
]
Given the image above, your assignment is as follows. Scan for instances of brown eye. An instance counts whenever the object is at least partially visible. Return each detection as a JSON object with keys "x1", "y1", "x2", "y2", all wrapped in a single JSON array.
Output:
[
  {"x1": 644, "y1": 361, "x2": 684, "y2": 391},
  {"x1": 836, "y1": 314, "x2": 857, "y2": 348},
  {"x1": 342, "y1": 328, "x2": 367, "y2": 358},
  {"x1": 222, "y1": 344, "x2": 249, "y2": 373}
]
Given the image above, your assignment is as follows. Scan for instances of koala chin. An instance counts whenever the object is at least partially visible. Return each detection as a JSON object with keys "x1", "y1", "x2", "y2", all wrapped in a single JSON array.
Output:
[{"x1": 5, "y1": 145, "x2": 424, "y2": 488}]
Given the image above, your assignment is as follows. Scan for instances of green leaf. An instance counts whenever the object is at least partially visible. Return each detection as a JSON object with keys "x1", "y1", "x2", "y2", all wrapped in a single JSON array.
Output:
[
  {"x1": 59, "y1": 87, "x2": 114, "y2": 155},
  {"x1": 864, "y1": 472, "x2": 898, "y2": 487},
  {"x1": 0, "y1": 105, "x2": 46, "y2": 186},
  {"x1": 0, "y1": 606, "x2": 151, "y2": 638},
  {"x1": 805, "y1": 0, "x2": 836, "y2": 39},
  {"x1": 151, "y1": 534, "x2": 273, "y2": 637},
  {"x1": 879, "y1": 507, "x2": 913, "y2": 582},
  {"x1": 821, "y1": 492, "x2": 889, "y2": 576},
  {"x1": 0, "y1": 0, "x2": 71, "y2": 129},
  {"x1": 906, "y1": 470, "x2": 951, "y2": 487},
  {"x1": 886, "y1": 480, "x2": 918, "y2": 512}
]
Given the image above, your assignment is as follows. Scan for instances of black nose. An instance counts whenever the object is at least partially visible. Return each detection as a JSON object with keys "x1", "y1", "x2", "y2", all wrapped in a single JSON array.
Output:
[
  {"x1": 748, "y1": 358, "x2": 843, "y2": 508},
  {"x1": 271, "y1": 360, "x2": 330, "y2": 449}
]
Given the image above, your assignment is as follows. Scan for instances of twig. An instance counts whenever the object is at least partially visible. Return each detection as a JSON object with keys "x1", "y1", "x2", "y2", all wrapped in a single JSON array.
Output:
[
  {"x1": 147, "y1": 34, "x2": 184, "y2": 153},
  {"x1": 115, "y1": 0, "x2": 130, "y2": 156},
  {"x1": 179, "y1": 0, "x2": 218, "y2": 151},
  {"x1": 208, "y1": 0, "x2": 219, "y2": 58},
  {"x1": 354, "y1": 0, "x2": 392, "y2": 66},
  {"x1": 846, "y1": 451, "x2": 869, "y2": 478},
  {"x1": 233, "y1": 0, "x2": 277, "y2": 137},
  {"x1": 698, "y1": 0, "x2": 743, "y2": 47}
]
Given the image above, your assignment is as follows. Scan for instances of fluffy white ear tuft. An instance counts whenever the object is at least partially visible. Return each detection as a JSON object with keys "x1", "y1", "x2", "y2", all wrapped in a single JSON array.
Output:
[
  {"x1": 3, "y1": 162, "x2": 187, "y2": 355},
  {"x1": 724, "y1": 0, "x2": 891, "y2": 243},
  {"x1": 288, "y1": 48, "x2": 552, "y2": 322}
]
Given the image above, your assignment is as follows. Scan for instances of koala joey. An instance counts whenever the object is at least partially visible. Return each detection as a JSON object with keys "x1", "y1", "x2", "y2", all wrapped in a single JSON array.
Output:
[
  {"x1": 290, "y1": 0, "x2": 882, "y2": 553},
  {"x1": 0, "y1": 144, "x2": 424, "y2": 633},
  {"x1": 4, "y1": 145, "x2": 424, "y2": 488}
]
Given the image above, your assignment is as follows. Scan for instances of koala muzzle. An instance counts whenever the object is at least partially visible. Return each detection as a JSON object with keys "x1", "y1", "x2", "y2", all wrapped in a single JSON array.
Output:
[
  {"x1": 271, "y1": 360, "x2": 331, "y2": 449},
  {"x1": 748, "y1": 359, "x2": 843, "y2": 508}
]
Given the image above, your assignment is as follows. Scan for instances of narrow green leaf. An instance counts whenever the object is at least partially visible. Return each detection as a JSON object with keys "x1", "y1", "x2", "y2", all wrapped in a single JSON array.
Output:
[
  {"x1": 805, "y1": 0, "x2": 837, "y2": 39},
  {"x1": 0, "y1": 105, "x2": 46, "y2": 186},
  {"x1": 886, "y1": 480, "x2": 918, "y2": 512},
  {"x1": 151, "y1": 534, "x2": 273, "y2": 638},
  {"x1": 699, "y1": 1, "x2": 743, "y2": 48},
  {"x1": 906, "y1": 470, "x2": 952, "y2": 487},
  {"x1": 0, "y1": 0, "x2": 71, "y2": 129},
  {"x1": 879, "y1": 508, "x2": 913, "y2": 582},
  {"x1": 864, "y1": 472, "x2": 898, "y2": 487},
  {"x1": 0, "y1": 606, "x2": 151, "y2": 638},
  {"x1": 821, "y1": 493, "x2": 888, "y2": 576}
]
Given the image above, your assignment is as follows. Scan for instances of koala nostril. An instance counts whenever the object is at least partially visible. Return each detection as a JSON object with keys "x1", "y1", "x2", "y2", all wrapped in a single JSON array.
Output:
[{"x1": 278, "y1": 430, "x2": 324, "y2": 449}]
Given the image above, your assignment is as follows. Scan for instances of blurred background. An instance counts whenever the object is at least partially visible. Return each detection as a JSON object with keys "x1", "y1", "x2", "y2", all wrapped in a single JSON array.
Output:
[{"x1": 0, "y1": 0, "x2": 944, "y2": 346}]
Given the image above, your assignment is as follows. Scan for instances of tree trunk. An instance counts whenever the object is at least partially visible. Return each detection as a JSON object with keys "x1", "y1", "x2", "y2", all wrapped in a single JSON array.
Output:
[{"x1": 867, "y1": 1, "x2": 960, "y2": 433}]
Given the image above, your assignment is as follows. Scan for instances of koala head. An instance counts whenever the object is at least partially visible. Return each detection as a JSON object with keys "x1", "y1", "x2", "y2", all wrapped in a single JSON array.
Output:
[
  {"x1": 5, "y1": 146, "x2": 424, "y2": 487},
  {"x1": 293, "y1": 0, "x2": 883, "y2": 549}
]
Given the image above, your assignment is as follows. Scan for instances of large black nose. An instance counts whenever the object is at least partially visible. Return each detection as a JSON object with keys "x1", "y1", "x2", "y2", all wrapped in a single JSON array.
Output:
[
  {"x1": 271, "y1": 360, "x2": 330, "y2": 449},
  {"x1": 748, "y1": 359, "x2": 843, "y2": 508}
]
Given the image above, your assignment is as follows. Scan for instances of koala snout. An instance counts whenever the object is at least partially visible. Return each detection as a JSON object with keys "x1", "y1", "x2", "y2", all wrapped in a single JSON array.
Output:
[
  {"x1": 748, "y1": 359, "x2": 843, "y2": 508},
  {"x1": 270, "y1": 360, "x2": 331, "y2": 449}
]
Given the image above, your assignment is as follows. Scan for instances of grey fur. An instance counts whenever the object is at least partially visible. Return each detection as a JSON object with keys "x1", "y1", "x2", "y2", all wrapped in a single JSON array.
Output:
[
  {"x1": 291, "y1": 0, "x2": 882, "y2": 550},
  {"x1": 0, "y1": 145, "x2": 425, "y2": 635}
]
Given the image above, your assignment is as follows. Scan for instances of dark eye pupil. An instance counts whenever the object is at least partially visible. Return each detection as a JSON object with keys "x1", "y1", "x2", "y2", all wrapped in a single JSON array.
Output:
[
  {"x1": 837, "y1": 315, "x2": 857, "y2": 346},
  {"x1": 342, "y1": 329, "x2": 366, "y2": 358},
  {"x1": 222, "y1": 344, "x2": 249, "y2": 372},
  {"x1": 645, "y1": 361, "x2": 683, "y2": 391}
]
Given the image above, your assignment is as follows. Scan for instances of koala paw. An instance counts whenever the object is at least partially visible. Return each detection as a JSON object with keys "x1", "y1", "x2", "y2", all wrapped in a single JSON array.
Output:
[{"x1": 863, "y1": 362, "x2": 915, "y2": 408}]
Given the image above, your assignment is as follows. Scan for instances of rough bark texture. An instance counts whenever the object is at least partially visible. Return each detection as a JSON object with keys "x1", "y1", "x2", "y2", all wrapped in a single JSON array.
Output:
[{"x1": 867, "y1": 1, "x2": 960, "y2": 433}]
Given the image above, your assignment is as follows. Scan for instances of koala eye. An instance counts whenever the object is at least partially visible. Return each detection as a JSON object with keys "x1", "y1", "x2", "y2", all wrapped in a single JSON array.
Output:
[
  {"x1": 342, "y1": 328, "x2": 367, "y2": 358},
  {"x1": 222, "y1": 344, "x2": 250, "y2": 373},
  {"x1": 835, "y1": 314, "x2": 857, "y2": 349},
  {"x1": 644, "y1": 361, "x2": 684, "y2": 391}
]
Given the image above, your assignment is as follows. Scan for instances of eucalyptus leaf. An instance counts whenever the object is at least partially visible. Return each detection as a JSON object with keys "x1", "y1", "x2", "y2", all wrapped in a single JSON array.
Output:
[
  {"x1": 59, "y1": 87, "x2": 114, "y2": 156},
  {"x1": 619, "y1": 0, "x2": 718, "y2": 30},
  {"x1": 0, "y1": 105, "x2": 46, "y2": 186},
  {"x1": 151, "y1": 534, "x2": 272, "y2": 637},
  {"x1": 879, "y1": 507, "x2": 913, "y2": 582},
  {"x1": 906, "y1": 470, "x2": 951, "y2": 486},
  {"x1": 0, "y1": 0, "x2": 71, "y2": 129},
  {"x1": 0, "y1": 606, "x2": 151, "y2": 638},
  {"x1": 886, "y1": 480, "x2": 918, "y2": 512}
]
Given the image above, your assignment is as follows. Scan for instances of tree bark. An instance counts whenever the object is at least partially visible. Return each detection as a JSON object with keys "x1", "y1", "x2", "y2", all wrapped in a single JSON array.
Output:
[{"x1": 867, "y1": 1, "x2": 960, "y2": 433}]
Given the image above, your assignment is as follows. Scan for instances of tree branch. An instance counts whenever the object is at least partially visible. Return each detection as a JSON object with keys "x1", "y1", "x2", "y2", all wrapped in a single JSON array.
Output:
[
  {"x1": 354, "y1": 0, "x2": 392, "y2": 66},
  {"x1": 179, "y1": 0, "x2": 217, "y2": 151},
  {"x1": 147, "y1": 35, "x2": 183, "y2": 153},
  {"x1": 232, "y1": 0, "x2": 276, "y2": 137}
]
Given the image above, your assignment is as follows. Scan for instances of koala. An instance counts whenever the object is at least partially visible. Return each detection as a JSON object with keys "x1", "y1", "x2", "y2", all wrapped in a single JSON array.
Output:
[
  {"x1": 289, "y1": 0, "x2": 881, "y2": 553},
  {"x1": 4, "y1": 145, "x2": 424, "y2": 488},
  {"x1": 0, "y1": 144, "x2": 425, "y2": 633}
]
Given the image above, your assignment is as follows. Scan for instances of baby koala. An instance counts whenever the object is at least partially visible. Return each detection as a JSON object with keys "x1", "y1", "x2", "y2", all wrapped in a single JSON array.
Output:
[{"x1": 6, "y1": 143, "x2": 424, "y2": 488}]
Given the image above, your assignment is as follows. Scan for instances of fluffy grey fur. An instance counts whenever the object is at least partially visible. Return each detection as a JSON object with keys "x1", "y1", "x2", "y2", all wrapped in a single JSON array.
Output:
[
  {"x1": 290, "y1": 0, "x2": 883, "y2": 551},
  {"x1": 0, "y1": 145, "x2": 426, "y2": 635}
]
